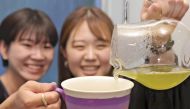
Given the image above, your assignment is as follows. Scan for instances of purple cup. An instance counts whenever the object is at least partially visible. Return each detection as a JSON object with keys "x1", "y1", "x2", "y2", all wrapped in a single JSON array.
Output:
[{"x1": 56, "y1": 76, "x2": 134, "y2": 109}]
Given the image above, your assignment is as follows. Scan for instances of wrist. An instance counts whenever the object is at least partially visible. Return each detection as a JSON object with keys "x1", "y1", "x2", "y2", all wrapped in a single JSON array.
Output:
[{"x1": 0, "y1": 93, "x2": 16, "y2": 109}]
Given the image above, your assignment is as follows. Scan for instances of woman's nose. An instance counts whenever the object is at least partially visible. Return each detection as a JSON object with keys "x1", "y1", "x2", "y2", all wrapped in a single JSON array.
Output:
[
  {"x1": 31, "y1": 48, "x2": 45, "y2": 60},
  {"x1": 84, "y1": 47, "x2": 97, "y2": 60}
]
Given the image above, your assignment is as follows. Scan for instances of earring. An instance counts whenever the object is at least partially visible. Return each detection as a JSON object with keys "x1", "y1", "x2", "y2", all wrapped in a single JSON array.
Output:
[{"x1": 64, "y1": 61, "x2": 68, "y2": 67}]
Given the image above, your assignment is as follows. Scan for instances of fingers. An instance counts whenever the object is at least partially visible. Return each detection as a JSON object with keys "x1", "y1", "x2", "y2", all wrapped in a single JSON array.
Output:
[
  {"x1": 29, "y1": 91, "x2": 60, "y2": 107},
  {"x1": 41, "y1": 82, "x2": 57, "y2": 92},
  {"x1": 35, "y1": 97, "x2": 61, "y2": 109},
  {"x1": 22, "y1": 81, "x2": 57, "y2": 93},
  {"x1": 40, "y1": 91, "x2": 60, "y2": 106},
  {"x1": 13, "y1": 81, "x2": 60, "y2": 109},
  {"x1": 141, "y1": 0, "x2": 152, "y2": 20},
  {"x1": 166, "y1": 0, "x2": 189, "y2": 20},
  {"x1": 144, "y1": 0, "x2": 153, "y2": 8},
  {"x1": 149, "y1": 3, "x2": 162, "y2": 19},
  {"x1": 47, "y1": 97, "x2": 61, "y2": 109},
  {"x1": 166, "y1": 0, "x2": 176, "y2": 18},
  {"x1": 177, "y1": 0, "x2": 189, "y2": 19},
  {"x1": 141, "y1": 0, "x2": 162, "y2": 20},
  {"x1": 41, "y1": 92, "x2": 61, "y2": 109},
  {"x1": 167, "y1": 0, "x2": 183, "y2": 19}
]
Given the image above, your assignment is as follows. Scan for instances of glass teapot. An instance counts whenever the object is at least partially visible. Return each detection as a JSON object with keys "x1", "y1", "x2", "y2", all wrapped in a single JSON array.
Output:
[{"x1": 110, "y1": 19, "x2": 190, "y2": 90}]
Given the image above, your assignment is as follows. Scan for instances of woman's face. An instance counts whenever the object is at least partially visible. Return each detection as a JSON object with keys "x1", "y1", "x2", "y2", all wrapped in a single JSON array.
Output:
[
  {"x1": 1, "y1": 33, "x2": 54, "y2": 81},
  {"x1": 63, "y1": 21, "x2": 112, "y2": 76}
]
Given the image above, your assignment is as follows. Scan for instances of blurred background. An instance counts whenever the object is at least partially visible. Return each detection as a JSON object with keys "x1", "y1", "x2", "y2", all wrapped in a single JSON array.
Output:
[{"x1": 4, "y1": 0, "x2": 190, "y2": 83}]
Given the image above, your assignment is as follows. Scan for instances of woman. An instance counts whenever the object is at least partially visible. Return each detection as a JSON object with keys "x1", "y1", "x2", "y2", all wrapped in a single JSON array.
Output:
[
  {"x1": 58, "y1": 6, "x2": 114, "y2": 82},
  {"x1": 0, "y1": 8, "x2": 60, "y2": 109},
  {"x1": 58, "y1": 6, "x2": 114, "y2": 109}
]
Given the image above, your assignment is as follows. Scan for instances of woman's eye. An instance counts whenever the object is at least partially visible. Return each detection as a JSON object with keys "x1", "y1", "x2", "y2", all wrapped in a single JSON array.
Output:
[
  {"x1": 76, "y1": 46, "x2": 84, "y2": 49},
  {"x1": 19, "y1": 39, "x2": 33, "y2": 47},
  {"x1": 96, "y1": 43, "x2": 108, "y2": 50},
  {"x1": 44, "y1": 43, "x2": 53, "y2": 49},
  {"x1": 73, "y1": 45, "x2": 85, "y2": 50},
  {"x1": 21, "y1": 42, "x2": 33, "y2": 47}
]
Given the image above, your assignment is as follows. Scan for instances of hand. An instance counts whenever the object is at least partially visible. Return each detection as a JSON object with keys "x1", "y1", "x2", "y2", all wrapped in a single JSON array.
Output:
[
  {"x1": 141, "y1": 0, "x2": 189, "y2": 20},
  {"x1": 0, "y1": 81, "x2": 61, "y2": 109}
]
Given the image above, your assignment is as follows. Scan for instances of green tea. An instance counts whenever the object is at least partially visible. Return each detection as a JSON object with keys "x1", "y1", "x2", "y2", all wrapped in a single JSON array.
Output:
[{"x1": 114, "y1": 65, "x2": 190, "y2": 90}]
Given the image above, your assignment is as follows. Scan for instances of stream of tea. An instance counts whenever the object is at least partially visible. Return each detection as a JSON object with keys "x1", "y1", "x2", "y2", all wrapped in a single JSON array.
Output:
[{"x1": 114, "y1": 65, "x2": 190, "y2": 90}]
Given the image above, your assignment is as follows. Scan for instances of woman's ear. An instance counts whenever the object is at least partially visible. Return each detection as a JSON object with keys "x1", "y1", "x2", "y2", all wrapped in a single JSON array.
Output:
[{"x1": 0, "y1": 41, "x2": 9, "y2": 60}]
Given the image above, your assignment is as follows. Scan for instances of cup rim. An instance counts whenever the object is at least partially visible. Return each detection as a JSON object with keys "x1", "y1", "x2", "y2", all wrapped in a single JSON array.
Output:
[{"x1": 61, "y1": 76, "x2": 134, "y2": 99}]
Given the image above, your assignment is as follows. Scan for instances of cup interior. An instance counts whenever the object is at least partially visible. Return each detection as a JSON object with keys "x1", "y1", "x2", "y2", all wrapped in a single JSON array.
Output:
[{"x1": 61, "y1": 76, "x2": 134, "y2": 99}]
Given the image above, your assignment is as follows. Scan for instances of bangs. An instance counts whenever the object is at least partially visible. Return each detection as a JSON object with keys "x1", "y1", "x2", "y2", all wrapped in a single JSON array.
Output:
[
  {"x1": 88, "y1": 19, "x2": 111, "y2": 42},
  {"x1": 0, "y1": 8, "x2": 58, "y2": 47},
  {"x1": 17, "y1": 25, "x2": 49, "y2": 43}
]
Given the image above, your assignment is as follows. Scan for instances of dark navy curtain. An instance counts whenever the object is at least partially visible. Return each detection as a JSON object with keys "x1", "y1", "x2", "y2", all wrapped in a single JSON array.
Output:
[{"x1": 0, "y1": 0, "x2": 101, "y2": 82}]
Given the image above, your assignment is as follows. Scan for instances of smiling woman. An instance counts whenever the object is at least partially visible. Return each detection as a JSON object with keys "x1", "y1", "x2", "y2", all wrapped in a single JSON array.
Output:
[
  {"x1": 58, "y1": 6, "x2": 114, "y2": 109},
  {"x1": 0, "y1": 8, "x2": 59, "y2": 107},
  {"x1": 58, "y1": 6, "x2": 114, "y2": 81}
]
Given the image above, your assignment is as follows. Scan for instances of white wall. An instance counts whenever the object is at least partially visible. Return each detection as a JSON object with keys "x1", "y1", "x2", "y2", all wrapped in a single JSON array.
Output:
[{"x1": 101, "y1": 0, "x2": 143, "y2": 24}]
